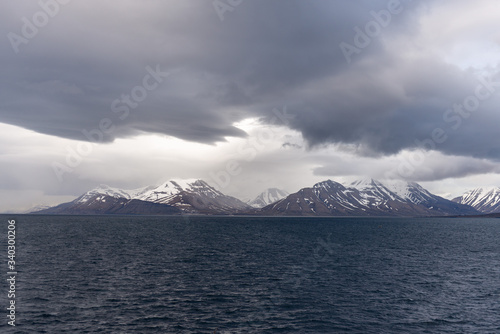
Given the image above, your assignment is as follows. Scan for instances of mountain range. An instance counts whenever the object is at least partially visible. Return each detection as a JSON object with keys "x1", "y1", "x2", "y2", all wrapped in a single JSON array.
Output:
[
  {"x1": 33, "y1": 178, "x2": 500, "y2": 217},
  {"x1": 260, "y1": 178, "x2": 478, "y2": 216}
]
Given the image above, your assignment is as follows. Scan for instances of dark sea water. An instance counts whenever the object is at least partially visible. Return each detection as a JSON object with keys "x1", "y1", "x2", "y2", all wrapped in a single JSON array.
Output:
[{"x1": 1, "y1": 215, "x2": 499, "y2": 333}]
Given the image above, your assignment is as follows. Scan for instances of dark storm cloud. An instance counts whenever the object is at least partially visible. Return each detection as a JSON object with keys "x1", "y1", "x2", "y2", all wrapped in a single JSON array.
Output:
[
  {"x1": 312, "y1": 151, "x2": 500, "y2": 182},
  {"x1": 285, "y1": 58, "x2": 500, "y2": 160},
  {"x1": 1, "y1": 0, "x2": 499, "y2": 161}
]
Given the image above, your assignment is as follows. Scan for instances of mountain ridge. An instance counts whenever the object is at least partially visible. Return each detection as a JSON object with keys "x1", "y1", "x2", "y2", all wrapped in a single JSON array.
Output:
[
  {"x1": 35, "y1": 179, "x2": 251, "y2": 215},
  {"x1": 260, "y1": 179, "x2": 479, "y2": 217},
  {"x1": 36, "y1": 195, "x2": 182, "y2": 215},
  {"x1": 452, "y1": 187, "x2": 500, "y2": 214}
]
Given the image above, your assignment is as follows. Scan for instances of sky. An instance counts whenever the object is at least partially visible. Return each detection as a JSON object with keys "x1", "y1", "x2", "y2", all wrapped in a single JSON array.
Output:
[{"x1": 1, "y1": 0, "x2": 500, "y2": 213}]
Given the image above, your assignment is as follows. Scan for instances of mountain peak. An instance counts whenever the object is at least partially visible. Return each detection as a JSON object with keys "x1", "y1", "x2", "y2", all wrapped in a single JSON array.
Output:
[
  {"x1": 248, "y1": 188, "x2": 289, "y2": 208},
  {"x1": 76, "y1": 184, "x2": 134, "y2": 203},
  {"x1": 453, "y1": 186, "x2": 500, "y2": 214},
  {"x1": 464, "y1": 186, "x2": 499, "y2": 196},
  {"x1": 158, "y1": 178, "x2": 201, "y2": 189},
  {"x1": 381, "y1": 180, "x2": 432, "y2": 204},
  {"x1": 349, "y1": 178, "x2": 384, "y2": 190},
  {"x1": 313, "y1": 179, "x2": 345, "y2": 190}
]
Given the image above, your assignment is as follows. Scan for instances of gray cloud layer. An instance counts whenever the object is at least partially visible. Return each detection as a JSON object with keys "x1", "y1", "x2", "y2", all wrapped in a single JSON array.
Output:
[{"x1": 1, "y1": 0, "x2": 500, "y2": 160}]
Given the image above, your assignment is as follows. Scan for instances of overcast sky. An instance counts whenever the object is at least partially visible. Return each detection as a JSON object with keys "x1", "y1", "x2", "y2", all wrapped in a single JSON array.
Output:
[{"x1": 1, "y1": 0, "x2": 500, "y2": 212}]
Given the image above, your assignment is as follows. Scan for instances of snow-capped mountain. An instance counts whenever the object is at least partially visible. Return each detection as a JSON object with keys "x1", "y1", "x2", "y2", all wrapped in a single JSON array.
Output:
[
  {"x1": 135, "y1": 179, "x2": 224, "y2": 203},
  {"x1": 452, "y1": 187, "x2": 500, "y2": 214},
  {"x1": 248, "y1": 188, "x2": 289, "y2": 208},
  {"x1": 260, "y1": 178, "x2": 478, "y2": 216},
  {"x1": 36, "y1": 179, "x2": 251, "y2": 215},
  {"x1": 383, "y1": 180, "x2": 437, "y2": 205},
  {"x1": 75, "y1": 184, "x2": 139, "y2": 203},
  {"x1": 348, "y1": 178, "x2": 400, "y2": 205},
  {"x1": 132, "y1": 179, "x2": 251, "y2": 213}
]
